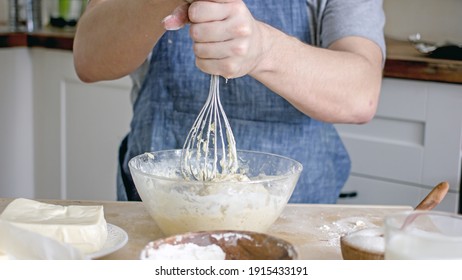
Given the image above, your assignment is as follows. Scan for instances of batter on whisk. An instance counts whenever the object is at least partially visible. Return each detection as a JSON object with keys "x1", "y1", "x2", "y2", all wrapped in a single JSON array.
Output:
[{"x1": 181, "y1": 75, "x2": 238, "y2": 181}]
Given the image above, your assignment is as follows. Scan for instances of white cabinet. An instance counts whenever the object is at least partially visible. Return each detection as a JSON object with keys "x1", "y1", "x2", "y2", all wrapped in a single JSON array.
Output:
[
  {"x1": 0, "y1": 48, "x2": 132, "y2": 201},
  {"x1": 336, "y1": 78, "x2": 462, "y2": 213},
  {"x1": 32, "y1": 48, "x2": 133, "y2": 200},
  {"x1": 0, "y1": 48, "x2": 34, "y2": 199}
]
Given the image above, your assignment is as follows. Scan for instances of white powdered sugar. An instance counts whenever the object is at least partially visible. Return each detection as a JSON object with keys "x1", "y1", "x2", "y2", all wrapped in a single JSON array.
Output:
[
  {"x1": 140, "y1": 243, "x2": 226, "y2": 260},
  {"x1": 342, "y1": 227, "x2": 385, "y2": 254}
]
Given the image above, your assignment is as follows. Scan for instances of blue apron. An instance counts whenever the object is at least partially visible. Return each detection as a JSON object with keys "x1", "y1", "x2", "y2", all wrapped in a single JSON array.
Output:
[{"x1": 118, "y1": 0, "x2": 351, "y2": 203}]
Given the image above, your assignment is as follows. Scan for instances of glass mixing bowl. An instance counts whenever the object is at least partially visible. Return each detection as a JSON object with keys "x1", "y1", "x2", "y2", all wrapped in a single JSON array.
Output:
[{"x1": 128, "y1": 149, "x2": 303, "y2": 236}]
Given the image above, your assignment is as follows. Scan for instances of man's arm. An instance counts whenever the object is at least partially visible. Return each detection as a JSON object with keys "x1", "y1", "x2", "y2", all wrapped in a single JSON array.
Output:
[
  {"x1": 184, "y1": 0, "x2": 384, "y2": 124},
  {"x1": 73, "y1": 0, "x2": 186, "y2": 83},
  {"x1": 250, "y1": 25, "x2": 383, "y2": 124}
]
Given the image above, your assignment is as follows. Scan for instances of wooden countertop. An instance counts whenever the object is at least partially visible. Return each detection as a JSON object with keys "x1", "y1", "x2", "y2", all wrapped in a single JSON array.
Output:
[
  {"x1": 1, "y1": 27, "x2": 461, "y2": 84},
  {"x1": 384, "y1": 38, "x2": 462, "y2": 84},
  {"x1": 0, "y1": 26, "x2": 74, "y2": 50},
  {"x1": 0, "y1": 197, "x2": 412, "y2": 260}
]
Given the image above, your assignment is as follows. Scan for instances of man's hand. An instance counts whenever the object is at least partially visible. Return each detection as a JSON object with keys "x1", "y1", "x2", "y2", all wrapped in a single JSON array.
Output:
[
  {"x1": 163, "y1": 0, "x2": 264, "y2": 79},
  {"x1": 162, "y1": 2, "x2": 190, "y2": 30}
]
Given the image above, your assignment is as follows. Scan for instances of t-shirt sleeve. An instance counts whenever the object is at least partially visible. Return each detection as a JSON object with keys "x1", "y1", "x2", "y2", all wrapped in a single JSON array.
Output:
[{"x1": 320, "y1": 0, "x2": 386, "y2": 60}]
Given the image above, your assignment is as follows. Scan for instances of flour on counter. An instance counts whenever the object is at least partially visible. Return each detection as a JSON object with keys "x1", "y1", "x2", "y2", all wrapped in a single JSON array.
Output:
[{"x1": 318, "y1": 216, "x2": 378, "y2": 247}]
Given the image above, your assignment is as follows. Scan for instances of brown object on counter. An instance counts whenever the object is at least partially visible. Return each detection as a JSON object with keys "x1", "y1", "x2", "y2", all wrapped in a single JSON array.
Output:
[
  {"x1": 384, "y1": 38, "x2": 462, "y2": 84},
  {"x1": 415, "y1": 181, "x2": 450, "y2": 211},
  {"x1": 141, "y1": 230, "x2": 298, "y2": 260},
  {"x1": 340, "y1": 227, "x2": 385, "y2": 260}
]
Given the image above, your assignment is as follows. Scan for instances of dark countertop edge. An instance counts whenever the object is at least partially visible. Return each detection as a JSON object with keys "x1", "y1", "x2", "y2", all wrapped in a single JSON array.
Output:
[
  {"x1": 0, "y1": 31, "x2": 74, "y2": 51},
  {"x1": 1, "y1": 32, "x2": 461, "y2": 84},
  {"x1": 27, "y1": 33, "x2": 74, "y2": 51},
  {"x1": 384, "y1": 58, "x2": 462, "y2": 84}
]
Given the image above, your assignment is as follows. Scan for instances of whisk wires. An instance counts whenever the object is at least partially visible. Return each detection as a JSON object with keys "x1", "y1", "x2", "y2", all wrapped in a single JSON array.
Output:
[{"x1": 181, "y1": 75, "x2": 238, "y2": 181}]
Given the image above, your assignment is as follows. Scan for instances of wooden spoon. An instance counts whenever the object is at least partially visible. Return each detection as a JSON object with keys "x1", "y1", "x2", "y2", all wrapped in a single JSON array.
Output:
[
  {"x1": 400, "y1": 181, "x2": 449, "y2": 230},
  {"x1": 414, "y1": 181, "x2": 449, "y2": 211},
  {"x1": 340, "y1": 181, "x2": 449, "y2": 260}
]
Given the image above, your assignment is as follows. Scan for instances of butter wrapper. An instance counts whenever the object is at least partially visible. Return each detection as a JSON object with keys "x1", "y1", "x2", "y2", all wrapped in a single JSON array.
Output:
[
  {"x1": 0, "y1": 198, "x2": 108, "y2": 257},
  {"x1": 0, "y1": 220, "x2": 84, "y2": 260}
]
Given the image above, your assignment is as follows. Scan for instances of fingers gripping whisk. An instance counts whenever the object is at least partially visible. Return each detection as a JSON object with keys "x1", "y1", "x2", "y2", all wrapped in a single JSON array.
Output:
[{"x1": 181, "y1": 75, "x2": 238, "y2": 181}]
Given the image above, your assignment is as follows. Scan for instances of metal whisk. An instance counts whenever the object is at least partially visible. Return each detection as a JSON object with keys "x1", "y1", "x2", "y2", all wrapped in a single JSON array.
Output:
[{"x1": 181, "y1": 75, "x2": 238, "y2": 181}]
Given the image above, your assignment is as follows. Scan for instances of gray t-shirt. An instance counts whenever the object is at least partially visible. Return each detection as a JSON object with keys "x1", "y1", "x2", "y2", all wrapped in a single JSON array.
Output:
[
  {"x1": 308, "y1": 0, "x2": 386, "y2": 58},
  {"x1": 129, "y1": 0, "x2": 386, "y2": 104}
]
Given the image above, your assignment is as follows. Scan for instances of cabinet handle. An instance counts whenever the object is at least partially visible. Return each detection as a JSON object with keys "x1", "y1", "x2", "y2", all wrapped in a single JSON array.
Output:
[{"x1": 339, "y1": 191, "x2": 358, "y2": 198}]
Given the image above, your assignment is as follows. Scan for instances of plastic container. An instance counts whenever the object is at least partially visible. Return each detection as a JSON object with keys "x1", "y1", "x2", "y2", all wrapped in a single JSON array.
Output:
[
  {"x1": 25, "y1": 0, "x2": 42, "y2": 31},
  {"x1": 49, "y1": 0, "x2": 84, "y2": 28},
  {"x1": 8, "y1": 0, "x2": 22, "y2": 31}
]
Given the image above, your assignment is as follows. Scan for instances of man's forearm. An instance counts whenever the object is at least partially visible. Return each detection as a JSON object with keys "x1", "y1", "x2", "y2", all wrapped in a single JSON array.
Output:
[
  {"x1": 73, "y1": 0, "x2": 184, "y2": 82},
  {"x1": 250, "y1": 22, "x2": 383, "y2": 124}
]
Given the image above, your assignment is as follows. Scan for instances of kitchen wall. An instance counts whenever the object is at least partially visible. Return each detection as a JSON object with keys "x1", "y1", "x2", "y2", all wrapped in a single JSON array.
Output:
[
  {"x1": 384, "y1": 0, "x2": 462, "y2": 44},
  {"x1": 0, "y1": 0, "x2": 6, "y2": 25}
]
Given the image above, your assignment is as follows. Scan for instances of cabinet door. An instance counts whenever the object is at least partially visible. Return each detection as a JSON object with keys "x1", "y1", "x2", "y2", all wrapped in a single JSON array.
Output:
[
  {"x1": 0, "y1": 48, "x2": 34, "y2": 198},
  {"x1": 336, "y1": 78, "x2": 461, "y2": 212},
  {"x1": 63, "y1": 80, "x2": 132, "y2": 200},
  {"x1": 32, "y1": 48, "x2": 132, "y2": 200},
  {"x1": 338, "y1": 175, "x2": 458, "y2": 212}
]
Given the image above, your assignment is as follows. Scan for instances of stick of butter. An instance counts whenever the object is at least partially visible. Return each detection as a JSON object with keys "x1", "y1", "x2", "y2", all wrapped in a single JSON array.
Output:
[{"x1": 0, "y1": 198, "x2": 108, "y2": 255}]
